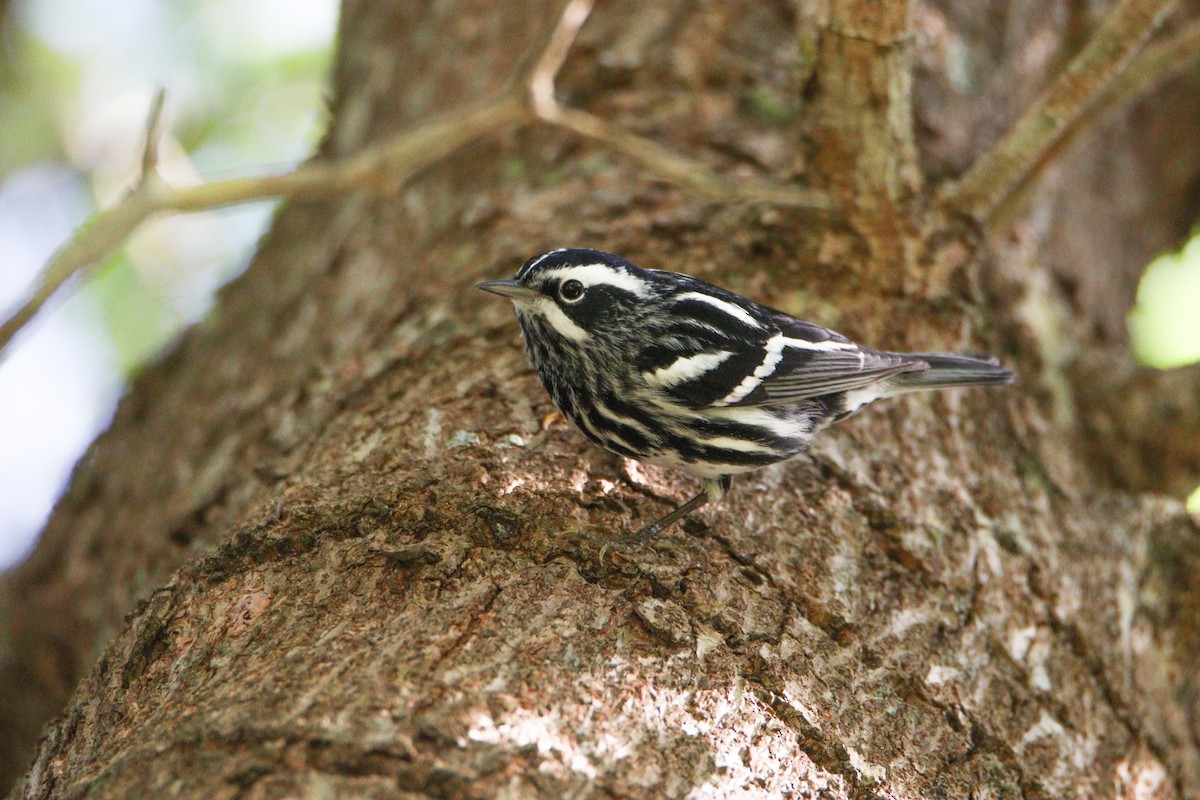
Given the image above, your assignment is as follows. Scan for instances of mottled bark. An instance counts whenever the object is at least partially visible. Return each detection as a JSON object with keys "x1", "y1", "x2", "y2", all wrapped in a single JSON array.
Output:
[{"x1": 3, "y1": 0, "x2": 1199, "y2": 798}]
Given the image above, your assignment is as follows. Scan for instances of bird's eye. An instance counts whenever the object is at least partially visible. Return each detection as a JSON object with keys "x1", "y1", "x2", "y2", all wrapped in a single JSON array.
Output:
[{"x1": 559, "y1": 279, "x2": 585, "y2": 303}]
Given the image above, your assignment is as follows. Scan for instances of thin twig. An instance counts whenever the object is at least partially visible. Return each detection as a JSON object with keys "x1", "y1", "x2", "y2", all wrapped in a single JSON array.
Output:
[
  {"x1": 140, "y1": 89, "x2": 166, "y2": 178},
  {"x1": 939, "y1": 0, "x2": 1180, "y2": 221},
  {"x1": 548, "y1": 107, "x2": 830, "y2": 208},
  {"x1": 530, "y1": 0, "x2": 594, "y2": 118},
  {"x1": 527, "y1": 0, "x2": 830, "y2": 209},
  {"x1": 989, "y1": 19, "x2": 1200, "y2": 224},
  {"x1": 1100, "y1": 19, "x2": 1200, "y2": 116},
  {"x1": 1, "y1": 0, "x2": 828, "y2": 356},
  {"x1": 0, "y1": 94, "x2": 525, "y2": 353}
]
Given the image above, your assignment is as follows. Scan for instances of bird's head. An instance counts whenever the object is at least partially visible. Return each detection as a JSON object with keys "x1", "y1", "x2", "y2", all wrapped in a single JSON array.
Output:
[{"x1": 477, "y1": 249, "x2": 663, "y2": 353}]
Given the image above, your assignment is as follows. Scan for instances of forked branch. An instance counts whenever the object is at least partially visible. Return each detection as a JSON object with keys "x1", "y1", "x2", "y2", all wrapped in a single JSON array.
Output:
[
  {"x1": 0, "y1": 0, "x2": 825, "y2": 355},
  {"x1": 528, "y1": 0, "x2": 829, "y2": 209},
  {"x1": 939, "y1": 0, "x2": 1181, "y2": 222},
  {"x1": 6, "y1": 0, "x2": 1193, "y2": 354},
  {"x1": 0, "y1": 94, "x2": 526, "y2": 353},
  {"x1": 1096, "y1": 19, "x2": 1200, "y2": 128}
]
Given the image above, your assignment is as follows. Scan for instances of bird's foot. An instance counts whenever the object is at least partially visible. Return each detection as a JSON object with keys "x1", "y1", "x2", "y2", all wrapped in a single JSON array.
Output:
[{"x1": 572, "y1": 523, "x2": 708, "y2": 571}]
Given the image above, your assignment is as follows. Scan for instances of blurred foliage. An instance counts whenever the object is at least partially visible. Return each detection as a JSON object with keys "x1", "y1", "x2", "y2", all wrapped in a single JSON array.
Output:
[
  {"x1": 1129, "y1": 234, "x2": 1200, "y2": 370},
  {"x1": 0, "y1": 0, "x2": 335, "y2": 569},
  {"x1": 1127, "y1": 228, "x2": 1200, "y2": 511},
  {"x1": 1, "y1": 0, "x2": 336, "y2": 374},
  {"x1": 88, "y1": 254, "x2": 173, "y2": 373}
]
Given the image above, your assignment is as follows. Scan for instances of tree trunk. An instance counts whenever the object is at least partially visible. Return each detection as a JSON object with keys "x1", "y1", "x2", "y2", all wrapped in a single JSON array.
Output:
[{"x1": 4, "y1": 1, "x2": 1200, "y2": 797}]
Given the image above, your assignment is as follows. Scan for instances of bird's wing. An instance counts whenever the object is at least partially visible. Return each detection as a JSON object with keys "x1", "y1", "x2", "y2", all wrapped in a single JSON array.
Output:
[
  {"x1": 634, "y1": 310, "x2": 774, "y2": 409},
  {"x1": 635, "y1": 307, "x2": 924, "y2": 409},
  {"x1": 735, "y1": 314, "x2": 924, "y2": 405},
  {"x1": 746, "y1": 347, "x2": 922, "y2": 404}
]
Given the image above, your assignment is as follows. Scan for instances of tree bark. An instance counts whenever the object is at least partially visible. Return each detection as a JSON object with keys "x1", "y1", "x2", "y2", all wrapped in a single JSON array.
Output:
[{"x1": 4, "y1": 0, "x2": 1200, "y2": 797}]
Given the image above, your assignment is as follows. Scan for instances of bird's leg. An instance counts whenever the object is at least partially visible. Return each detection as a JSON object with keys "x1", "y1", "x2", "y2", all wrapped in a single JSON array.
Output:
[
  {"x1": 624, "y1": 490, "x2": 708, "y2": 545},
  {"x1": 624, "y1": 475, "x2": 731, "y2": 545}
]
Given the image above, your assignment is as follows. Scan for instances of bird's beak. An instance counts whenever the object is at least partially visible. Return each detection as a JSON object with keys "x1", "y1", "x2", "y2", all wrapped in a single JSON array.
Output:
[{"x1": 476, "y1": 280, "x2": 541, "y2": 301}]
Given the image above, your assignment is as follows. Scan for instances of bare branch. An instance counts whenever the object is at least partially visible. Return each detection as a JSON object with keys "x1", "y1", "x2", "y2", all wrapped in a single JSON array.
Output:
[
  {"x1": 987, "y1": 19, "x2": 1200, "y2": 223},
  {"x1": 530, "y1": 0, "x2": 594, "y2": 118},
  {"x1": 547, "y1": 107, "x2": 830, "y2": 208},
  {"x1": 140, "y1": 89, "x2": 166, "y2": 177},
  {"x1": 527, "y1": 0, "x2": 829, "y2": 209},
  {"x1": 1, "y1": 0, "x2": 828, "y2": 356},
  {"x1": 939, "y1": 0, "x2": 1180, "y2": 221},
  {"x1": 0, "y1": 94, "x2": 526, "y2": 355},
  {"x1": 1101, "y1": 19, "x2": 1200, "y2": 117}
]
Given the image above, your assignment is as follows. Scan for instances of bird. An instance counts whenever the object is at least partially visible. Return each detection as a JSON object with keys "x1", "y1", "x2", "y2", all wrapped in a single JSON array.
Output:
[{"x1": 478, "y1": 248, "x2": 1014, "y2": 544}]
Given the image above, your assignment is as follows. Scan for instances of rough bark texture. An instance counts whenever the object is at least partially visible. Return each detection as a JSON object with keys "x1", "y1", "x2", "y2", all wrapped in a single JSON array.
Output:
[{"x1": 3, "y1": 0, "x2": 1200, "y2": 797}]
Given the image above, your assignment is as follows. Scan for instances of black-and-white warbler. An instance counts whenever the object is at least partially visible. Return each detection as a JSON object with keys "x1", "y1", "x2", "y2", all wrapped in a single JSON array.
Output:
[{"x1": 479, "y1": 248, "x2": 1014, "y2": 543}]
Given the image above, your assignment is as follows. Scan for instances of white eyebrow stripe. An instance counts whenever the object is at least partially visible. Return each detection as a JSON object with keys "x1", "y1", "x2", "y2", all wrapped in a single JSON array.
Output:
[
  {"x1": 676, "y1": 292, "x2": 762, "y2": 329},
  {"x1": 537, "y1": 264, "x2": 652, "y2": 297},
  {"x1": 716, "y1": 334, "x2": 786, "y2": 406},
  {"x1": 517, "y1": 248, "x2": 566, "y2": 279},
  {"x1": 644, "y1": 351, "x2": 734, "y2": 388}
]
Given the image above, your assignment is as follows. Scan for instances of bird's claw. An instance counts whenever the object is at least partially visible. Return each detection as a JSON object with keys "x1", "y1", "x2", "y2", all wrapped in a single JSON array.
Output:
[{"x1": 571, "y1": 524, "x2": 709, "y2": 571}]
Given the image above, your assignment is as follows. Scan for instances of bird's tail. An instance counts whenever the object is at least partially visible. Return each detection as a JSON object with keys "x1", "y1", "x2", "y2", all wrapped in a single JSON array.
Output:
[{"x1": 886, "y1": 352, "x2": 1015, "y2": 393}]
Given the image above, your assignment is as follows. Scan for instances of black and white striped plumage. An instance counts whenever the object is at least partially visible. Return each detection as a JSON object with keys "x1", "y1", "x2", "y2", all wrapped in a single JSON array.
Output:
[{"x1": 479, "y1": 248, "x2": 1014, "y2": 542}]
